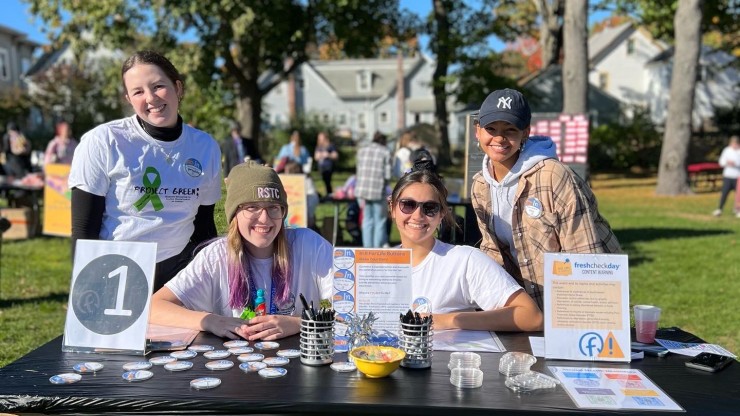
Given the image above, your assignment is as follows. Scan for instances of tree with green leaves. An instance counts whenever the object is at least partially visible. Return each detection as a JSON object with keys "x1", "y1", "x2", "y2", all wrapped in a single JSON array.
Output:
[{"x1": 26, "y1": 0, "x2": 401, "y2": 149}]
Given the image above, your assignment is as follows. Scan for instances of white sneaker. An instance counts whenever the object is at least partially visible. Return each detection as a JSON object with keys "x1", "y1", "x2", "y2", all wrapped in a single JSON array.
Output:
[{"x1": 712, "y1": 209, "x2": 722, "y2": 217}]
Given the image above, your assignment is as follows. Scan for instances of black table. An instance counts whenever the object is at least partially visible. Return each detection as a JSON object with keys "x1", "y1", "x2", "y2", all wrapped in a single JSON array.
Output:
[
  {"x1": 0, "y1": 179, "x2": 44, "y2": 236},
  {"x1": 1, "y1": 330, "x2": 737, "y2": 415}
]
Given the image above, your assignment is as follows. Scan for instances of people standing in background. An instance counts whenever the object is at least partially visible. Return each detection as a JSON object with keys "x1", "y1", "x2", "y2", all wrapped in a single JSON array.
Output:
[
  {"x1": 392, "y1": 131, "x2": 413, "y2": 179},
  {"x1": 276, "y1": 130, "x2": 310, "y2": 170},
  {"x1": 221, "y1": 120, "x2": 262, "y2": 178},
  {"x1": 313, "y1": 131, "x2": 338, "y2": 195},
  {"x1": 150, "y1": 161, "x2": 333, "y2": 340},
  {"x1": 713, "y1": 135, "x2": 740, "y2": 217},
  {"x1": 68, "y1": 50, "x2": 222, "y2": 292},
  {"x1": 355, "y1": 131, "x2": 392, "y2": 248},
  {"x1": 43, "y1": 121, "x2": 79, "y2": 167},
  {"x1": 471, "y1": 88, "x2": 620, "y2": 311},
  {"x1": 2, "y1": 122, "x2": 32, "y2": 178}
]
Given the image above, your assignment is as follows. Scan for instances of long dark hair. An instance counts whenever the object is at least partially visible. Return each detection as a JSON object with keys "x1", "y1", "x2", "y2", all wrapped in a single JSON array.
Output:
[{"x1": 389, "y1": 160, "x2": 454, "y2": 229}]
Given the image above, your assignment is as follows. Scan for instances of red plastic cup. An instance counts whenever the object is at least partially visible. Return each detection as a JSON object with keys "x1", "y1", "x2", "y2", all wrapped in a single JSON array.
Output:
[{"x1": 634, "y1": 305, "x2": 661, "y2": 344}]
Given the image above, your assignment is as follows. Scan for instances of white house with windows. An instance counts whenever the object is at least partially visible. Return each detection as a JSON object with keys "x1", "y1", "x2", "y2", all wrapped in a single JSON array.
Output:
[
  {"x1": 0, "y1": 24, "x2": 39, "y2": 94},
  {"x1": 262, "y1": 55, "x2": 468, "y2": 148},
  {"x1": 587, "y1": 21, "x2": 738, "y2": 129}
]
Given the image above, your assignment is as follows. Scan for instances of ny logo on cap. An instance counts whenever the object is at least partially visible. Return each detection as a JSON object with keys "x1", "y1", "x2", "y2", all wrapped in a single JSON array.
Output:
[{"x1": 497, "y1": 96, "x2": 513, "y2": 109}]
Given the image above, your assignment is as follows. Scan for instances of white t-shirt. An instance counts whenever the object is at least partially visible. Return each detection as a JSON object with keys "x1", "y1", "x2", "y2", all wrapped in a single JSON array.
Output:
[
  {"x1": 69, "y1": 115, "x2": 222, "y2": 262},
  {"x1": 412, "y1": 239, "x2": 523, "y2": 313},
  {"x1": 165, "y1": 228, "x2": 334, "y2": 318},
  {"x1": 719, "y1": 146, "x2": 740, "y2": 179}
]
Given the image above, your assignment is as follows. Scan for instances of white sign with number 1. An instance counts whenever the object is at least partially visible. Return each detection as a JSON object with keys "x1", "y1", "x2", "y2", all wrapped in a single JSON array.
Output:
[{"x1": 63, "y1": 240, "x2": 157, "y2": 354}]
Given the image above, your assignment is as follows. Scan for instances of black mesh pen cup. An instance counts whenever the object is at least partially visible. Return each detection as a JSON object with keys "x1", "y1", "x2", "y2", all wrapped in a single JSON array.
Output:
[
  {"x1": 300, "y1": 318, "x2": 335, "y2": 366},
  {"x1": 398, "y1": 319, "x2": 433, "y2": 369}
]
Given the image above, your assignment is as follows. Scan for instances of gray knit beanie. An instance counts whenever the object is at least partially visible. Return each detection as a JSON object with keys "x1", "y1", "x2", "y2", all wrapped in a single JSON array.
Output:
[{"x1": 225, "y1": 161, "x2": 288, "y2": 222}]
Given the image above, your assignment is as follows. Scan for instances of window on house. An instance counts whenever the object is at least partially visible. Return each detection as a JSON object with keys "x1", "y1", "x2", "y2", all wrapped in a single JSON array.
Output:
[
  {"x1": 696, "y1": 65, "x2": 708, "y2": 82},
  {"x1": 21, "y1": 57, "x2": 31, "y2": 75},
  {"x1": 322, "y1": 113, "x2": 330, "y2": 123},
  {"x1": 599, "y1": 72, "x2": 609, "y2": 90},
  {"x1": 414, "y1": 113, "x2": 421, "y2": 124},
  {"x1": 358, "y1": 112, "x2": 367, "y2": 130},
  {"x1": 0, "y1": 49, "x2": 10, "y2": 81},
  {"x1": 380, "y1": 112, "x2": 389, "y2": 124},
  {"x1": 357, "y1": 70, "x2": 372, "y2": 92},
  {"x1": 626, "y1": 39, "x2": 635, "y2": 55},
  {"x1": 337, "y1": 113, "x2": 347, "y2": 126}
]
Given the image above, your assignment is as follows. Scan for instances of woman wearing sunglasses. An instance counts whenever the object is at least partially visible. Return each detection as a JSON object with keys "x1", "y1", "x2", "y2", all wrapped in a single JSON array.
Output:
[
  {"x1": 150, "y1": 161, "x2": 333, "y2": 340},
  {"x1": 390, "y1": 161, "x2": 543, "y2": 331}
]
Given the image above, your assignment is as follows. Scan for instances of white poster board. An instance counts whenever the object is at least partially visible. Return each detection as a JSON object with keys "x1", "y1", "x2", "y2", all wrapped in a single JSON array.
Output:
[
  {"x1": 544, "y1": 253, "x2": 630, "y2": 362},
  {"x1": 63, "y1": 240, "x2": 157, "y2": 354},
  {"x1": 332, "y1": 248, "x2": 412, "y2": 352}
]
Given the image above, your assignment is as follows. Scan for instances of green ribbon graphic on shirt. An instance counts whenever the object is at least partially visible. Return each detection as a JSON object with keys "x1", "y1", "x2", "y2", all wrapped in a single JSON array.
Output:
[{"x1": 133, "y1": 167, "x2": 165, "y2": 211}]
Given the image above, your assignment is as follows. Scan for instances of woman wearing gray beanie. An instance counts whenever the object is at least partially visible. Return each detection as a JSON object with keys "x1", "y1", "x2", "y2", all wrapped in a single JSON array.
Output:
[{"x1": 150, "y1": 161, "x2": 334, "y2": 340}]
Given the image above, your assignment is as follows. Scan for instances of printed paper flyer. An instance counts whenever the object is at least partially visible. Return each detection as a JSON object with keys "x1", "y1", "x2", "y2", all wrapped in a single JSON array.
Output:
[
  {"x1": 549, "y1": 366, "x2": 683, "y2": 411},
  {"x1": 544, "y1": 253, "x2": 631, "y2": 362},
  {"x1": 332, "y1": 248, "x2": 412, "y2": 352}
]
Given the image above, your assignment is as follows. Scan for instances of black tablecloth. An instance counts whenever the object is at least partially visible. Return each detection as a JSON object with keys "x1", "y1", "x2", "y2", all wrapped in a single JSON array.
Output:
[{"x1": 0, "y1": 330, "x2": 737, "y2": 415}]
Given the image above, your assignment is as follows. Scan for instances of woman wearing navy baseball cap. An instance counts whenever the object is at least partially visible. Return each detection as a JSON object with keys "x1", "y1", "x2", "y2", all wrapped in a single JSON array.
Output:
[{"x1": 470, "y1": 88, "x2": 621, "y2": 311}]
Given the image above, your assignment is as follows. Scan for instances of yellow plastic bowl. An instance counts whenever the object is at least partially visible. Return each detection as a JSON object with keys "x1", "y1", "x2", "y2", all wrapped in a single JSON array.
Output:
[{"x1": 350, "y1": 346, "x2": 406, "y2": 378}]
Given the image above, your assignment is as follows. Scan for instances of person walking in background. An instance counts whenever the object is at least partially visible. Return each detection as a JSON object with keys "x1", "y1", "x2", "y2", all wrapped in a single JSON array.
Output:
[
  {"x1": 68, "y1": 50, "x2": 222, "y2": 292},
  {"x1": 355, "y1": 131, "x2": 392, "y2": 248},
  {"x1": 2, "y1": 122, "x2": 32, "y2": 178},
  {"x1": 713, "y1": 135, "x2": 740, "y2": 217},
  {"x1": 389, "y1": 159, "x2": 542, "y2": 331},
  {"x1": 150, "y1": 161, "x2": 333, "y2": 340},
  {"x1": 471, "y1": 88, "x2": 621, "y2": 311},
  {"x1": 276, "y1": 130, "x2": 310, "y2": 171},
  {"x1": 313, "y1": 131, "x2": 338, "y2": 195},
  {"x1": 43, "y1": 121, "x2": 79, "y2": 167},
  {"x1": 392, "y1": 131, "x2": 413, "y2": 179},
  {"x1": 221, "y1": 119, "x2": 262, "y2": 178}
]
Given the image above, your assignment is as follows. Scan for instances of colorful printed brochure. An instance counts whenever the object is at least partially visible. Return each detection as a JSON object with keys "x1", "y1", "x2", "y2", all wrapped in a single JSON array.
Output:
[
  {"x1": 544, "y1": 253, "x2": 631, "y2": 362},
  {"x1": 332, "y1": 248, "x2": 412, "y2": 352},
  {"x1": 549, "y1": 367, "x2": 683, "y2": 411}
]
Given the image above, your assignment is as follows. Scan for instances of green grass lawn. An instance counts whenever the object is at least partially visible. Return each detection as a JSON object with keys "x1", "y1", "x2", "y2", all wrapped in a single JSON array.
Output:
[{"x1": 1, "y1": 174, "x2": 738, "y2": 367}]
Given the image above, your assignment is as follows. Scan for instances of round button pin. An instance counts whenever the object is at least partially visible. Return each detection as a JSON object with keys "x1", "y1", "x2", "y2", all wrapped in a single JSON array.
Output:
[
  {"x1": 254, "y1": 341, "x2": 279, "y2": 350},
  {"x1": 73, "y1": 362, "x2": 104, "y2": 373},
  {"x1": 330, "y1": 362, "x2": 357, "y2": 373},
  {"x1": 276, "y1": 349, "x2": 301, "y2": 359},
  {"x1": 205, "y1": 360, "x2": 234, "y2": 370},
  {"x1": 237, "y1": 353, "x2": 265, "y2": 362},
  {"x1": 50, "y1": 373, "x2": 82, "y2": 385},
  {"x1": 258, "y1": 367, "x2": 288, "y2": 378},
  {"x1": 223, "y1": 340, "x2": 249, "y2": 348},
  {"x1": 263, "y1": 357, "x2": 290, "y2": 366},
  {"x1": 190, "y1": 377, "x2": 221, "y2": 390},
  {"x1": 239, "y1": 361, "x2": 267, "y2": 373},
  {"x1": 171, "y1": 350, "x2": 197, "y2": 360},
  {"x1": 203, "y1": 350, "x2": 230, "y2": 359},
  {"x1": 122, "y1": 361, "x2": 152, "y2": 371},
  {"x1": 122, "y1": 370, "x2": 153, "y2": 382},
  {"x1": 149, "y1": 356, "x2": 176, "y2": 365},
  {"x1": 188, "y1": 344, "x2": 215, "y2": 352},
  {"x1": 164, "y1": 361, "x2": 193, "y2": 372}
]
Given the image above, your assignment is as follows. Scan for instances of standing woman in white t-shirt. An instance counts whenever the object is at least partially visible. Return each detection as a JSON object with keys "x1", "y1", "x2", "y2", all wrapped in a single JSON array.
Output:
[
  {"x1": 150, "y1": 162, "x2": 333, "y2": 340},
  {"x1": 68, "y1": 50, "x2": 222, "y2": 291},
  {"x1": 389, "y1": 161, "x2": 543, "y2": 331}
]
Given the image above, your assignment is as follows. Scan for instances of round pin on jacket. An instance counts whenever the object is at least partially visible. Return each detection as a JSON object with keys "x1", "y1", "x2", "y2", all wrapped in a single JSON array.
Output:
[
  {"x1": 203, "y1": 350, "x2": 230, "y2": 359},
  {"x1": 50, "y1": 373, "x2": 82, "y2": 385},
  {"x1": 123, "y1": 361, "x2": 152, "y2": 371},
  {"x1": 171, "y1": 350, "x2": 197, "y2": 359},
  {"x1": 524, "y1": 197, "x2": 543, "y2": 219},
  {"x1": 205, "y1": 360, "x2": 234, "y2": 370},
  {"x1": 122, "y1": 370, "x2": 154, "y2": 382},
  {"x1": 73, "y1": 362, "x2": 104, "y2": 373},
  {"x1": 190, "y1": 377, "x2": 221, "y2": 390}
]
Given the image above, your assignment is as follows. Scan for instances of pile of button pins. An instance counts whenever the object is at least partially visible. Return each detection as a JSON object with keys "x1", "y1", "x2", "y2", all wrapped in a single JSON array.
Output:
[
  {"x1": 448, "y1": 352, "x2": 483, "y2": 388},
  {"x1": 498, "y1": 352, "x2": 559, "y2": 393}
]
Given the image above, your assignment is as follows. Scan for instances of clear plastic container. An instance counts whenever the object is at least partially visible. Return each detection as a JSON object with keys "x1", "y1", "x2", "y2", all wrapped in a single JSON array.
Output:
[
  {"x1": 498, "y1": 351, "x2": 537, "y2": 376},
  {"x1": 504, "y1": 371, "x2": 560, "y2": 392},
  {"x1": 450, "y1": 367, "x2": 483, "y2": 388},
  {"x1": 448, "y1": 352, "x2": 482, "y2": 370}
]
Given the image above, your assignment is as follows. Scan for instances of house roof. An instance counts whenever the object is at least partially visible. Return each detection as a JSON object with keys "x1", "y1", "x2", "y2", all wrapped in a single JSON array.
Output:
[
  {"x1": 0, "y1": 23, "x2": 42, "y2": 48},
  {"x1": 309, "y1": 56, "x2": 426, "y2": 100},
  {"x1": 588, "y1": 21, "x2": 634, "y2": 65},
  {"x1": 24, "y1": 43, "x2": 70, "y2": 77},
  {"x1": 647, "y1": 45, "x2": 737, "y2": 66}
]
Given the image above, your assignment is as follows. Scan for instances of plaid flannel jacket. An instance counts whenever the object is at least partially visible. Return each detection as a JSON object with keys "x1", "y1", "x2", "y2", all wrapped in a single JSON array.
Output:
[{"x1": 355, "y1": 142, "x2": 391, "y2": 201}]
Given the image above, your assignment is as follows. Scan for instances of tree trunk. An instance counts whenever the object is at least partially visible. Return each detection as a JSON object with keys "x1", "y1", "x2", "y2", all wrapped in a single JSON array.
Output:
[
  {"x1": 432, "y1": 0, "x2": 451, "y2": 166},
  {"x1": 656, "y1": 0, "x2": 703, "y2": 195},
  {"x1": 235, "y1": 92, "x2": 263, "y2": 150},
  {"x1": 562, "y1": 0, "x2": 588, "y2": 115},
  {"x1": 534, "y1": 0, "x2": 564, "y2": 68}
]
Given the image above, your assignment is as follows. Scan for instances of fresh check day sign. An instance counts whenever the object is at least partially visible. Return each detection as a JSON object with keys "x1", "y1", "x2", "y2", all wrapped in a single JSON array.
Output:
[{"x1": 544, "y1": 253, "x2": 630, "y2": 362}]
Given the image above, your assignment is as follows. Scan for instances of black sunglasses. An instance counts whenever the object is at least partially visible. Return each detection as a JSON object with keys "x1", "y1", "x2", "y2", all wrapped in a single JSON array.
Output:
[{"x1": 398, "y1": 198, "x2": 441, "y2": 217}]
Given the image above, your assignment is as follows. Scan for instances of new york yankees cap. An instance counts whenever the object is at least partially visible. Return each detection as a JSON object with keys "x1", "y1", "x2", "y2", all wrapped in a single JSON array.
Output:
[{"x1": 478, "y1": 88, "x2": 531, "y2": 130}]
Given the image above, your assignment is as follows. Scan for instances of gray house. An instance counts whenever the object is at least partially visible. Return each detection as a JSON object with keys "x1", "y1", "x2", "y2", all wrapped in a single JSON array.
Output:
[
  {"x1": 0, "y1": 24, "x2": 39, "y2": 93},
  {"x1": 262, "y1": 55, "x2": 468, "y2": 149}
]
